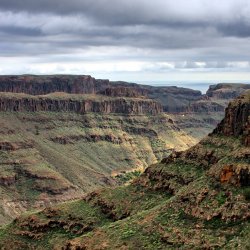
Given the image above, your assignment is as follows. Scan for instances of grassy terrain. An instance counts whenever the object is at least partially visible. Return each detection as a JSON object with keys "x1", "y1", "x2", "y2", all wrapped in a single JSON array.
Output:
[
  {"x1": 0, "y1": 129, "x2": 249, "y2": 249},
  {"x1": 0, "y1": 110, "x2": 207, "y2": 225}
]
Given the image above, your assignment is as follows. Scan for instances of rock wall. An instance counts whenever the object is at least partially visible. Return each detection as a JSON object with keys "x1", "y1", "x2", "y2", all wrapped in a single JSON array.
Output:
[
  {"x1": 0, "y1": 75, "x2": 249, "y2": 114},
  {"x1": 206, "y1": 83, "x2": 250, "y2": 99},
  {"x1": 0, "y1": 75, "x2": 204, "y2": 113},
  {"x1": 213, "y1": 91, "x2": 250, "y2": 144},
  {"x1": 187, "y1": 101, "x2": 225, "y2": 113},
  {"x1": 99, "y1": 86, "x2": 149, "y2": 97},
  {"x1": 0, "y1": 75, "x2": 110, "y2": 95},
  {"x1": 0, "y1": 94, "x2": 162, "y2": 115}
]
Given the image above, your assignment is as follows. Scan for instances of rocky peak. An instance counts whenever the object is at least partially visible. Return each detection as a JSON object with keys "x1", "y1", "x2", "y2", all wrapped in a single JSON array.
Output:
[{"x1": 213, "y1": 90, "x2": 250, "y2": 145}]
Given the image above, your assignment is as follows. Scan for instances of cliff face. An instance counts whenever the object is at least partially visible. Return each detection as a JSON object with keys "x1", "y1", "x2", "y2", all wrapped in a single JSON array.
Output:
[
  {"x1": 99, "y1": 86, "x2": 149, "y2": 97},
  {"x1": 0, "y1": 75, "x2": 110, "y2": 95},
  {"x1": 0, "y1": 75, "x2": 249, "y2": 114},
  {"x1": 142, "y1": 92, "x2": 250, "y2": 194},
  {"x1": 187, "y1": 100, "x2": 225, "y2": 113},
  {"x1": 147, "y1": 86, "x2": 202, "y2": 113},
  {"x1": 0, "y1": 93, "x2": 162, "y2": 115},
  {"x1": 0, "y1": 75, "x2": 203, "y2": 113},
  {"x1": 213, "y1": 91, "x2": 250, "y2": 141},
  {"x1": 206, "y1": 83, "x2": 250, "y2": 99}
]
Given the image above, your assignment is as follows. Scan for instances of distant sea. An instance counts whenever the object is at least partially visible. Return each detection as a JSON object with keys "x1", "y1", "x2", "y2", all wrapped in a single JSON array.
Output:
[{"x1": 138, "y1": 80, "x2": 250, "y2": 94}]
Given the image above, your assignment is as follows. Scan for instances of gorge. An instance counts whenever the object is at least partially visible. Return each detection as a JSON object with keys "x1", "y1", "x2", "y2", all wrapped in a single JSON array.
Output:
[
  {"x1": 0, "y1": 83, "x2": 249, "y2": 249},
  {"x1": 0, "y1": 75, "x2": 249, "y2": 227}
]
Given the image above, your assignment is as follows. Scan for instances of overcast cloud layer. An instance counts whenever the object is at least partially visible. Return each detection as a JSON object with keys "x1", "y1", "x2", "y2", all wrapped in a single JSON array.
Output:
[{"x1": 0, "y1": 0, "x2": 250, "y2": 84}]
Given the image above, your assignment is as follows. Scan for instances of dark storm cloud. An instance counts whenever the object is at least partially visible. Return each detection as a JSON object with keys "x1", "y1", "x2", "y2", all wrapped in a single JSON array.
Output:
[
  {"x1": 1, "y1": 0, "x2": 250, "y2": 35},
  {"x1": 0, "y1": 0, "x2": 250, "y2": 74},
  {"x1": 218, "y1": 22, "x2": 250, "y2": 38},
  {"x1": 0, "y1": 26, "x2": 42, "y2": 36}
]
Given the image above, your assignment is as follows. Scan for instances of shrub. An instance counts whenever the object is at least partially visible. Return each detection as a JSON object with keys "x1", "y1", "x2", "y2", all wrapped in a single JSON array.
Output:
[{"x1": 243, "y1": 187, "x2": 250, "y2": 201}]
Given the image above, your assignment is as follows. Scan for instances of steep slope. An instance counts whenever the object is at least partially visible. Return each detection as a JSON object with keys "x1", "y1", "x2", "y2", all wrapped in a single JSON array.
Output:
[
  {"x1": 0, "y1": 94, "x2": 196, "y2": 225},
  {"x1": 0, "y1": 91, "x2": 249, "y2": 249}
]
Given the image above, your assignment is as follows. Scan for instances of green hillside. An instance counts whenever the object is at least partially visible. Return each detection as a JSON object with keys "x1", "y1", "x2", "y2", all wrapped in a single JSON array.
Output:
[
  {"x1": 0, "y1": 92, "x2": 249, "y2": 249},
  {"x1": 0, "y1": 110, "x2": 203, "y2": 225}
]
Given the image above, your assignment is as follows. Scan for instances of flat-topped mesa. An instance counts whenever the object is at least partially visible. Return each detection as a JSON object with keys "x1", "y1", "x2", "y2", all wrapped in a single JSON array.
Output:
[
  {"x1": 0, "y1": 93, "x2": 163, "y2": 115},
  {"x1": 206, "y1": 83, "x2": 250, "y2": 99},
  {"x1": 1, "y1": 75, "x2": 249, "y2": 115},
  {"x1": 0, "y1": 75, "x2": 110, "y2": 95},
  {"x1": 0, "y1": 75, "x2": 203, "y2": 113},
  {"x1": 213, "y1": 91, "x2": 250, "y2": 145}
]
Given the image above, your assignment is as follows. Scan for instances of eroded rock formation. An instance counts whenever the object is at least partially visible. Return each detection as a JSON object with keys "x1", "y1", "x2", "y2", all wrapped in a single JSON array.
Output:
[
  {"x1": 0, "y1": 93, "x2": 162, "y2": 115},
  {"x1": 0, "y1": 75, "x2": 249, "y2": 114},
  {"x1": 206, "y1": 83, "x2": 250, "y2": 99},
  {"x1": 213, "y1": 91, "x2": 250, "y2": 137}
]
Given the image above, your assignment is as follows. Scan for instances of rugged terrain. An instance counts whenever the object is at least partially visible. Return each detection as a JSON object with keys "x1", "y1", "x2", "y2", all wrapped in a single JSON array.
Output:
[
  {"x1": 0, "y1": 75, "x2": 249, "y2": 112},
  {"x1": 0, "y1": 93, "x2": 195, "y2": 225},
  {"x1": 0, "y1": 75, "x2": 249, "y2": 226},
  {"x1": 0, "y1": 89, "x2": 249, "y2": 250}
]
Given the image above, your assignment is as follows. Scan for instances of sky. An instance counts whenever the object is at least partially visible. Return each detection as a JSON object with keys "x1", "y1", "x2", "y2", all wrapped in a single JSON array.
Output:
[{"x1": 0, "y1": 0, "x2": 250, "y2": 87}]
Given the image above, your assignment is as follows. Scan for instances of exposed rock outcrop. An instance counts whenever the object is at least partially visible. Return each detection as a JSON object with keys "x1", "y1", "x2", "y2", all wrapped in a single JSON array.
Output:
[
  {"x1": 50, "y1": 134, "x2": 128, "y2": 145},
  {"x1": 0, "y1": 93, "x2": 162, "y2": 115},
  {"x1": 206, "y1": 83, "x2": 250, "y2": 99},
  {"x1": 0, "y1": 175, "x2": 17, "y2": 186},
  {"x1": 187, "y1": 100, "x2": 225, "y2": 113},
  {"x1": 213, "y1": 91, "x2": 250, "y2": 139},
  {"x1": 0, "y1": 75, "x2": 249, "y2": 114},
  {"x1": 0, "y1": 75, "x2": 109, "y2": 95},
  {"x1": 0, "y1": 75, "x2": 203, "y2": 113},
  {"x1": 138, "y1": 91, "x2": 250, "y2": 195},
  {"x1": 99, "y1": 86, "x2": 148, "y2": 97},
  {"x1": 0, "y1": 141, "x2": 33, "y2": 151}
]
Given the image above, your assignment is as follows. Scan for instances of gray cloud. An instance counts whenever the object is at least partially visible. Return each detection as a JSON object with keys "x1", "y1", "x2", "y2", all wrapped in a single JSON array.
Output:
[
  {"x1": 1, "y1": 0, "x2": 250, "y2": 33},
  {"x1": 0, "y1": 0, "x2": 250, "y2": 78}
]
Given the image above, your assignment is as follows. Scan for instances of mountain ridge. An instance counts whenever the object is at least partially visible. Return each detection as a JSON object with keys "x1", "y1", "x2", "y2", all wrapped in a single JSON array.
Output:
[{"x1": 1, "y1": 75, "x2": 249, "y2": 113}]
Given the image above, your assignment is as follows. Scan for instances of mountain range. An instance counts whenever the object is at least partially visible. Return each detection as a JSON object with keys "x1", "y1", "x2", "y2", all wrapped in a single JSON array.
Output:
[
  {"x1": 0, "y1": 75, "x2": 249, "y2": 231},
  {"x1": 0, "y1": 78, "x2": 249, "y2": 249}
]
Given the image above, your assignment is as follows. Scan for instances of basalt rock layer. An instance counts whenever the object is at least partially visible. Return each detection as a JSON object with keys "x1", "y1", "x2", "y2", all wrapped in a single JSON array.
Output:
[
  {"x1": 0, "y1": 93, "x2": 162, "y2": 115},
  {"x1": 0, "y1": 75, "x2": 249, "y2": 114},
  {"x1": 0, "y1": 75, "x2": 108, "y2": 95},
  {"x1": 0, "y1": 75, "x2": 202, "y2": 113},
  {"x1": 100, "y1": 86, "x2": 148, "y2": 97}
]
